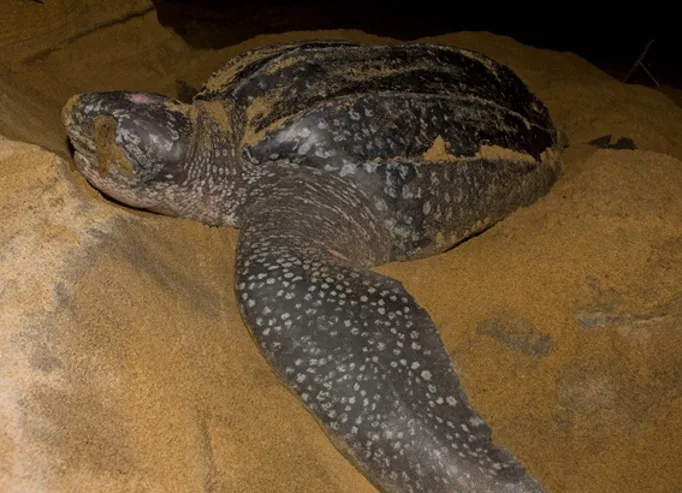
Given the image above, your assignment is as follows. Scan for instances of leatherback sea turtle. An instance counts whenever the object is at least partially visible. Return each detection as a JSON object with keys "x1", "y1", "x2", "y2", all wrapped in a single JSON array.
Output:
[{"x1": 62, "y1": 40, "x2": 561, "y2": 493}]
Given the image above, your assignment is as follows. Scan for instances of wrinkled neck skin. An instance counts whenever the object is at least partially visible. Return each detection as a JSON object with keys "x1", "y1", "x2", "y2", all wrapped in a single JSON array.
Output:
[
  {"x1": 156, "y1": 100, "x2": 290, "y2": 228},
  {"x1": 157, "y1": 101, "x2": 389, "y2": 266}
]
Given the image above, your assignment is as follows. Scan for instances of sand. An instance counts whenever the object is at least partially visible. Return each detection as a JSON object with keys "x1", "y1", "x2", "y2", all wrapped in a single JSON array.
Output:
[{"x1": 1, "y1": 1, "x2": 681, "y2": 492}]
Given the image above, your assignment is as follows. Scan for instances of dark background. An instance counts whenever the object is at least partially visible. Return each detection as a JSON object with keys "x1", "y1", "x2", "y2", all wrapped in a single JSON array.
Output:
[{"x1": 151, "y1": 1, "x2": 677, "y2": 88}]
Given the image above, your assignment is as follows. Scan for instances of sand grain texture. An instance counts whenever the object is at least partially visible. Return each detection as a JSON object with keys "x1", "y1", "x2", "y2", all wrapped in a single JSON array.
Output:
[{"x1": 1, "y1": 2, "x2": 681, "y2": 492}]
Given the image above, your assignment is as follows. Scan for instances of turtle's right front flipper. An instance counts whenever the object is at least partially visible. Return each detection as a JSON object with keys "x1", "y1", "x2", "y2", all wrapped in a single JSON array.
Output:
[{"x1": 234, "y1": 170, "x2": 544, "y2": 493}]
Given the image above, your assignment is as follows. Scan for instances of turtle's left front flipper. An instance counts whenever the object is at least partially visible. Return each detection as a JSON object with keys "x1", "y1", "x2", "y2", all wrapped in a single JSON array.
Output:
[{"x1": 234, "y1": 170, "x2": 544, "y2": 493}]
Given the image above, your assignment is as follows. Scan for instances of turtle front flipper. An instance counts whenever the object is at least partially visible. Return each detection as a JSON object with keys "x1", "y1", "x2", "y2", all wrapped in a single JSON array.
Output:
[{"x1": 235, "y1": 170, "x2": 544, "y2": 493}]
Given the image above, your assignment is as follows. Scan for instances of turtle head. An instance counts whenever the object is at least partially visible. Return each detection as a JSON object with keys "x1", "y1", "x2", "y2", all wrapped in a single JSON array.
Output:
[{"x1": 62, "y1": 91, "x2": 197, "y2": 215}]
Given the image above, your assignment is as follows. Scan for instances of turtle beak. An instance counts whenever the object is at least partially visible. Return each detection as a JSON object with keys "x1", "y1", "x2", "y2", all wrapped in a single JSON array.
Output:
[
  {"x1": 62, "y1": 93, "x2": 97, "y2": 156},
  {"x1": 62, "y1": 93, "x2": 138, "y2": 182}
]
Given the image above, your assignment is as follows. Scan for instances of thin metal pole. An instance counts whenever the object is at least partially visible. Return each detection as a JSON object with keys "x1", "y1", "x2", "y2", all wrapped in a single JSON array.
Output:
[{"x1": 624, "y1": 39, "x2": 659, "y2": 86}]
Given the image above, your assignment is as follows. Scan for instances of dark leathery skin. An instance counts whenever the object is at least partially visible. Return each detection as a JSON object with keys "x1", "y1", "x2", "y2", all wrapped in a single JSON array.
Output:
[
  {"x1": 197, "y1": 40, "x2": 360, "y2": 99},
  {"x1": 222, "y1": 44, "x2": 557, "y2": 489},
  {"x1": 222, "y1": 42, "x2": 561, "y2": 261},
  {"x1": 337, "y1": 157, "x2": 558, "y2": 261},
  {"x1": 197, "y1": 41, "x2": 554, "y2": 156},
  {"x1": 236, "y1": 170, "x2": 545, "y2": 492},
  {"x1": 243, "y1": 93, "x2": 554, "y2": 172},
  {"x1": 198, "y1": 42, "x2": 550, "y2": 128}
]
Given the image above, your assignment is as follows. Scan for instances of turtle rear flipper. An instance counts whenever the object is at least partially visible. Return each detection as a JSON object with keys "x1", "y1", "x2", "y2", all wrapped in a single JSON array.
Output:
[{"x1": 234, "y1": 170, "x2": 544, "y2": 493}]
